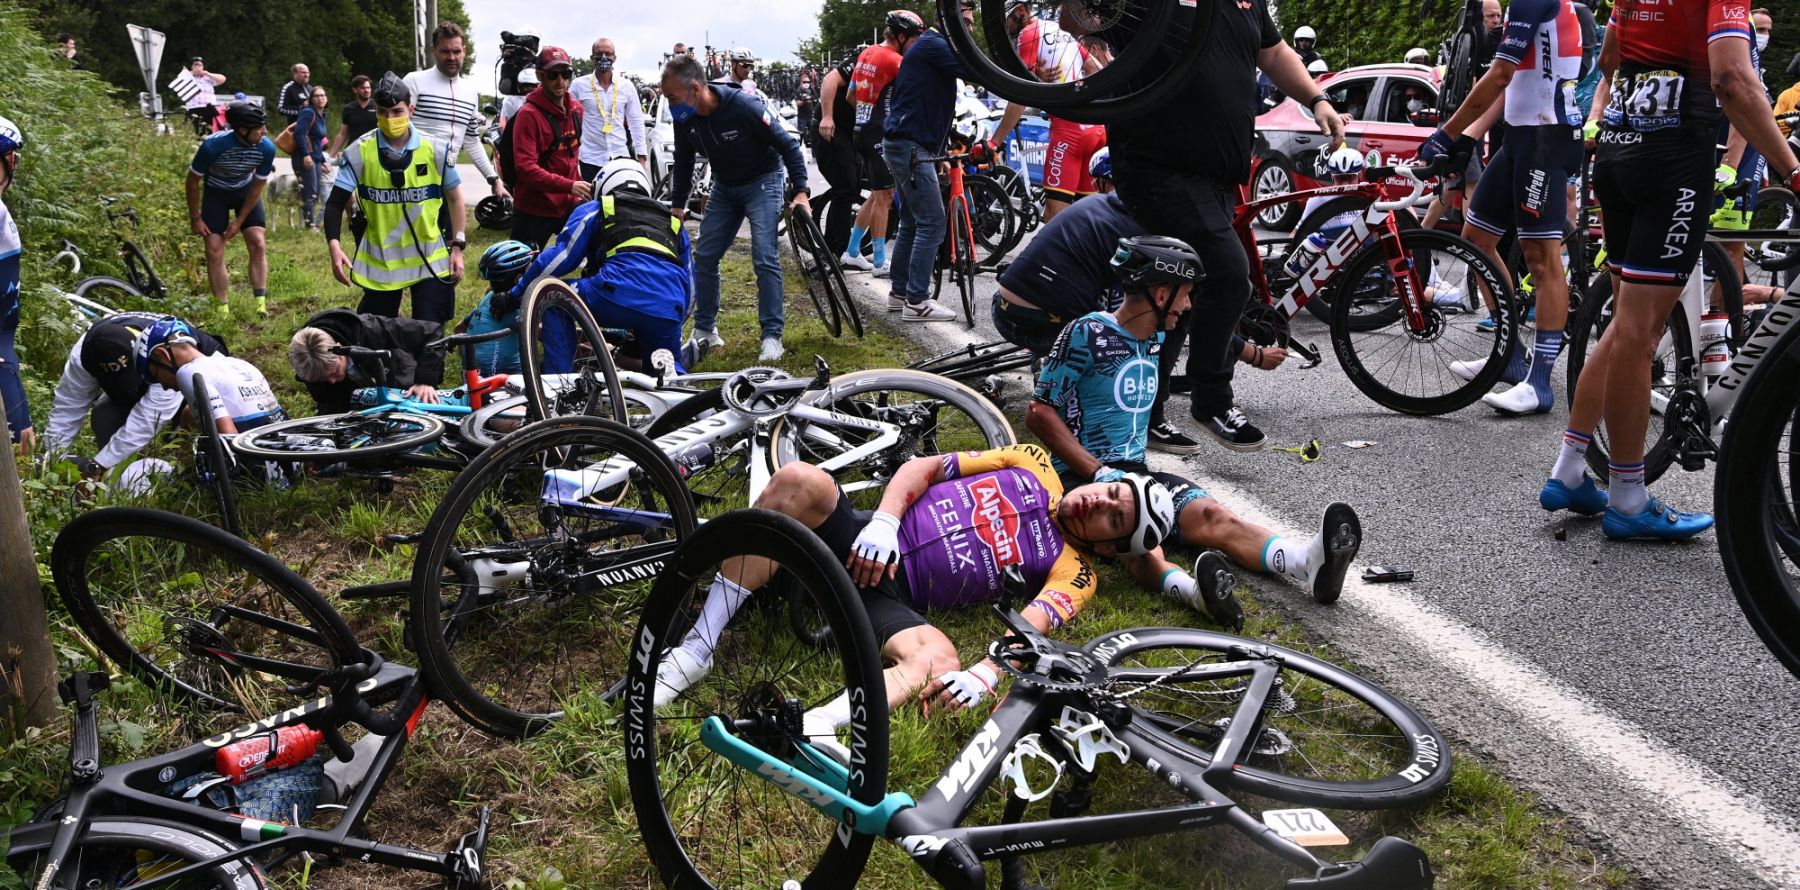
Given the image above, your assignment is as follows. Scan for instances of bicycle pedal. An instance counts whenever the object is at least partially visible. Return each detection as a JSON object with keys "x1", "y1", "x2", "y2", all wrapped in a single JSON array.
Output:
[{"x1": 447, "y1": 806, "x2": 491, "y2": 889}]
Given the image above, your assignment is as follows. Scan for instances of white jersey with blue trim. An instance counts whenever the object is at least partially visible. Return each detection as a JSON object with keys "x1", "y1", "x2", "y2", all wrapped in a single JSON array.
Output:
[
  {"x1": 1495, "y1": 0, "x2": 1586, "y2": 127},
  {"x1": 0, "y1": 198, "x2": 18, "y2": 262}
]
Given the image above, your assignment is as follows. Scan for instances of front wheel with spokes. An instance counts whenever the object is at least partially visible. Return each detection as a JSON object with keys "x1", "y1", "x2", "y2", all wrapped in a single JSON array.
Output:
[
  {"x1": 1086, "y1": 627, "x2": 1452, "y2": 809},
  {"x1": 50, "y1": 508, "x2": 363, "y2": 716},
  {"x1": 626, "y1": 509, "x2": 889, "y2": 890},
  {"x1": 518, "y1": 277, "x2": 628, "y2": 425},
  {"x1": 229, "y1": 411, "x2": 445, "y2": 461},
  {"x1": 410, "y1": 415, "x2": 698, "y2": 738}
]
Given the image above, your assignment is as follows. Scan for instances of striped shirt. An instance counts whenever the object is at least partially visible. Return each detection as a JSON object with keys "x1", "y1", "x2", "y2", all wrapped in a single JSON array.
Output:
[
  {"x1": 403, "y1": 67, "x2": 499, "y2": 182},
  {"x1": 190, "y1": 130, "x2": 276, "y2": 191}
]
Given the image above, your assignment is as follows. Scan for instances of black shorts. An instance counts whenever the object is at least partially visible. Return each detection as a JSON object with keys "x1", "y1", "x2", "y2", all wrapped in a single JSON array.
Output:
[
  {"x1": 1593, "y1": 126, "x2": 1713, "y2": 286},
  {"x1": 201, "y1": 186, "x2": 267, "y2": 234},
  {"x1": 1059, "y1": 461, "x2": 1208, "y2": 549},
  {"x1": 811, "y1": 489, "x2": 927, "y2": 645},
  {"x1": 857, "y1": 145, "x2": 895, "y2": 191},
  {"x1": 1466, "y1": 124, "x2": 1580, "y2": 241}
]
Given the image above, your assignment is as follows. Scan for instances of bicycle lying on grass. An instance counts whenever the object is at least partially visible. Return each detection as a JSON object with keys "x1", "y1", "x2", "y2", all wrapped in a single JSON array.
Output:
[
  {"x1": 626, "y1": 511, "x2": 1452, "y2": 889},
  {"x1": 15, "y1": 508, "x2": 491, "y2": 889}
]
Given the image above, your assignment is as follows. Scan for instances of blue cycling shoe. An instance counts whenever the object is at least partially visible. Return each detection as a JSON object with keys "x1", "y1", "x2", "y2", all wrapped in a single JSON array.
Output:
[
  {"x1": 1540, "y1": 475, "x2": 1608, "y2": 515},
  {"x1": 1601, "y1": 498, "x2": 1715, "y2": 541}
]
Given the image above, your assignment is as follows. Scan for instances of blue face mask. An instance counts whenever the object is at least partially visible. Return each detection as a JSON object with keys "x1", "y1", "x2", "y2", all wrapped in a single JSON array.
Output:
[{"x1": 669, "y1": 102, "x2": 697, "y2": 124}]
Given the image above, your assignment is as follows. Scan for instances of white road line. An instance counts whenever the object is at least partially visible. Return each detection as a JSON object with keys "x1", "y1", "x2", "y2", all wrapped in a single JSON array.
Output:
[
  {"x1": 836, "y1": 272, "x2": 1800, "y2": 883},
  {"x1": 1172, "y1": 469, "x2": 1800, "y2": 886}
]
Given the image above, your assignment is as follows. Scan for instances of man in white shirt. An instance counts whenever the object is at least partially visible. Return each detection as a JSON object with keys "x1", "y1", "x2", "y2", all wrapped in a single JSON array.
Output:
[
  {"x1": 572, "y1": 37, "x2": 649, "y2": 182},
  {"x1": 405, "y1": 22, "x2": 510, "y2": 202}
]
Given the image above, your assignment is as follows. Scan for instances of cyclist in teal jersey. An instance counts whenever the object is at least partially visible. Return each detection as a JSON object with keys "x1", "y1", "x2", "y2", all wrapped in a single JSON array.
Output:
[{"x1": 1028, "y1": 236, "x2": 1363, "y2": 613}]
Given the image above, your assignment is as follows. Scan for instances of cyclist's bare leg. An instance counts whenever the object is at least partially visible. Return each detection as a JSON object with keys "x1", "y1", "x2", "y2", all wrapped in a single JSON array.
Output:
[
  {"x1": 1520, "y1": 237, "x2": 1568, "y2": 333},
  {"x1": 1567, "y1": 272, "x2": 1620, "y2": 437},
  {"x1": 203, "y1": 233, "x2": 229, "y2": 301},
  {"x1": 244, "y1": 227, "x2": 269, "y2": 292},
  {"x1": 714, "y1": 462, "x2": 840, "y2": 591},
  {"x1": 863, "y1": 189, "x2": 892, "y2": 247},
  {"x1": 1460, "y1": 223, "x2": 1506, "y2": 316},
  {"x1": 878, "y1": 625, "x2": 961, "y2": 711},
  {"x1": 1177, "y1": 497, "x2": 1275, "y2": 570},
  {"x1": 1043, "y1": 195, "x2": 1072, "y2": 221},
  {"x1": 1593, "y1": 278, "x2": 1684, "y2": 464}
]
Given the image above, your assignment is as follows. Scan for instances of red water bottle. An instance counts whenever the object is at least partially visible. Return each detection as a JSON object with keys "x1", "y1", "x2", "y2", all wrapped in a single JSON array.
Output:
[{"x1": 217, "y1": 725, "x2": 323, "y2": 783}]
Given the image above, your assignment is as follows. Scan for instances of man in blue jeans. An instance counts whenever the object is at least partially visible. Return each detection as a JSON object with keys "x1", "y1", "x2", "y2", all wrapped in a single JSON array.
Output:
[
  {"x1": 661, "y1": 54, "x2": 811, "y2": 362},
  {"x1": 881, "y1": 0, "x2": 1021, "y2": 322}
]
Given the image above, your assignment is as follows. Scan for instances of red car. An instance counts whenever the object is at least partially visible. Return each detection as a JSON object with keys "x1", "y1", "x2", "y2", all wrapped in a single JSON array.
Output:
[{"x1": 1251, "y1": 63, "x2": 1443, "y2": 230}]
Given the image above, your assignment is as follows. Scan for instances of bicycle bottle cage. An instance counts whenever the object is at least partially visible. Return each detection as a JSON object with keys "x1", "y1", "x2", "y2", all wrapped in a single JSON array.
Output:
[
  {"x1": 998, "y1": 733, "x2": 1063, "y2": 802},
  {"x1": 1051, "y1": 706, "x2": 1131, "y2": 773}
]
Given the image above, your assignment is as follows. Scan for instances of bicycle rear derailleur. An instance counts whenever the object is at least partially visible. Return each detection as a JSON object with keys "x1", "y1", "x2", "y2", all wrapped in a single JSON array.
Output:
[{"x1": 446, "y1": 806, "x2": 491, "y2": 889}]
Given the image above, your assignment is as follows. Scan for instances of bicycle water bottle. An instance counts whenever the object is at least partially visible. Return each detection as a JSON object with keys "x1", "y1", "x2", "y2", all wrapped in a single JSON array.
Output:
[
  {"x1": 1283, "y1": 232, "x2": 1330, "y2": 279},
  {"x1": 1700, "y1": 314, "x2": 1731, "y2": 383},
  {"x1": 217, "y1": 725, "x2": 323, "y2": 783}
]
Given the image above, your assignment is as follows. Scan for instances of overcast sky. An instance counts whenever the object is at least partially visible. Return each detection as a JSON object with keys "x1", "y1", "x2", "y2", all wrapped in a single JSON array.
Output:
[{"x1": 459, "y1": 0, "x2": 821, "y2": 91}]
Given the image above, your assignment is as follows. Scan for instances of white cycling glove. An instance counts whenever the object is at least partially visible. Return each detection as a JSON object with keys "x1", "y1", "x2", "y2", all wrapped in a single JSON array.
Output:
[
  {"x1": 936, "y1": 662, "x2": 1000, "y2": 710},
  {"x1": 1092, "y1": 465, "x2": 1125, "y2": 484},
  {"x1": 852, "y1": 511, "x2": 903, "y2": 569}
]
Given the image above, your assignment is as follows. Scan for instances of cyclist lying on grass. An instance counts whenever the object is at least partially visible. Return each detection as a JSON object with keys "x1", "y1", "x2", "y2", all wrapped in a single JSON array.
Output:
[
  {"x1": 287, "y1": 308, "x2": 445, "y2": 413},
  {"x1": 654, "y1": 442, "x2": 1214, "y2": 762},
  {"x1": 1026, "y1": 236, "x2": 1363, "y2": 612}
]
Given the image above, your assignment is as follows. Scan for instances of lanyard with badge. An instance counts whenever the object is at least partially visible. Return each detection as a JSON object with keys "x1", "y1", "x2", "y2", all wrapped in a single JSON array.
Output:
[{"x1": 590, "y1": 73, "x2": 620, "y2": 135}]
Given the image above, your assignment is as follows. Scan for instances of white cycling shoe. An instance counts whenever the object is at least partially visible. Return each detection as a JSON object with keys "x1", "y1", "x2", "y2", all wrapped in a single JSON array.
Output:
[
  {"x1": 839, "y1": 252, "x2": 873, "y2": 271},
  {"x1": 1481, "y1": 381, "x2": 1552, "y2": 415},
  {"x1": 759, "y1": 337, "x2": 786, "y2": 362},
  {"x1": 1447, "y1": 357, "x2": 1486, "y2": 382},
  {"x1": 653, "y1": 646, "x2": 712, "y2": 708}
]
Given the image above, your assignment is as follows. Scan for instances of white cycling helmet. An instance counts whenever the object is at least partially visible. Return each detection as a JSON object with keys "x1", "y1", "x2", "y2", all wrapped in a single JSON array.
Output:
[
  {"x1": 0, "y1": 116, "x2": 22, "y2": 156},
  {"x1": 1320, "y1": 145, "x2": 1365, "y2": 179},
  {"x1": 1404, "y1": 46, "x2": 1431, "y2": 65},
  {"x1": 596, "y1": 157, "x2": 652, "y2": 196},
  {"x1": 1088, "y1": 146, "x2": 1112, "y2": 181},
  {"x1": 1119, "y1": 473, "x2": 1177, "y2": 557},
  {"x1": 1294, "y1": 25, "x2": 1317, "y2": 41},
  {"x1": 730, "y1": 47, "x2": 756, "y2": 63},
  {"x1": 1307, "y1": 58, "x2": 1329, "y2": 75}
]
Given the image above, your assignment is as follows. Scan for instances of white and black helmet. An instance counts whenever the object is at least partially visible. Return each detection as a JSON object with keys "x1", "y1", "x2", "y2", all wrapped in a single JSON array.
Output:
[
  {"x1": 1319, "y1": 145, "x2": 1365, "y2": 179},
  {"x1": 730, "y1": 47, "x2": 756, "y2": 63},
  {"x1": 1119, "y1": 473, "x2": 1177, "y2": 556},
  {"x1": 596, "y1": 157, "x2": 652, "y2": 196},
  {"x1": 1294, "y1": 25, "x2": 1317, "y2": 41}
]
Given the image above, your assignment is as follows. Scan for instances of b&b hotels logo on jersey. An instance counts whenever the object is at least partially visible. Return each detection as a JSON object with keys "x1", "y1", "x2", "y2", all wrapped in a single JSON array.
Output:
[{"x1": 970, "y1": 477, "x2": 1024, "y2": 566}]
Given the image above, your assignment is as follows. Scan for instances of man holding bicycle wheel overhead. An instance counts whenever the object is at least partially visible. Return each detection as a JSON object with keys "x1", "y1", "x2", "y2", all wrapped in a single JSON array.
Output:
[
  {"x1": 1088, "y1": 0, "x2": 1343, "y2": 454},
  {"x1": 1535, "y1": 0, "x2": 1800, "y2": 540},
  {"x1": 650, "y1": 443, "x2": 1204, "y2": 760}
]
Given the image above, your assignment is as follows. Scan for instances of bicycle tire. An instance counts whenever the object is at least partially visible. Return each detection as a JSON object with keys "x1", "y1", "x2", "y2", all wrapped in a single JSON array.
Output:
[
  {"x1": 908, "y1": 339, "x2": 1037, "y2": 381},
  {"x1": 963, "y1": 173, "x2": 1019, "y2": 267},
  {"x1": 459, "y1": 395, "x2": 530, "y2": 451},
  {"x1": 1740, "y1": 186, "x2": 1799, "y2": 295},
  {"x1": 1085, "y1": 627, "x2": 1452, "y2": 809},
  {"x1": 411, "y1": 415, "x2": 698, "y2": 738},
  {"x1": 950, "y1": 197, "x2": 978, "y2": 328},
  {"x1": 767, "y1": 368, "x2": 1016, "y2": 498},
  {"x1": 121, "y1": 240, "x2": 164, "y2": 298},
  {"x1": 518, "y1": 277, "x2": 629, "y2": 426},
  {"x1": 1293, "y1": 196, "x2": 1420, "y2": 329},
  {"x1": 626, "y1": 509, "x2": 887, "y2": 890},
  {"x1": 788, "y1": 206, "x2": 845, "y2": 338},
  {"x1": 1716, "y1": 321, "x2": 1800, "y2": 680},
  {"x1": 73, "y1": 275, "x2": 143, "y2": 309},
  {"x1": 1331, "y1": 228, "x2": 1518, "y2": 415},
  {"x1": 5, "y1": 816, "x2": 269, "y2": 889},
  {"x1": 230, "y1": 411, "x2": 445, "y2": 461},
  {"x1": 51, "y1": 507, "x2": 363, "y2": 713},
  {"x1": 1438, "y1": 28, "x2": 1476, "y2": 119},
  {"x1": 188, "y1": 374, "x2": 242, "y2": 538}
]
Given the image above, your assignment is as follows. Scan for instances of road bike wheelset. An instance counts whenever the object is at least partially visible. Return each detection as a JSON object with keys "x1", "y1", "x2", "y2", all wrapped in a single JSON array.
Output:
[
  {"x1": 962, "y1": 172, "x2": 1019, "y2": 267},
  {"x1": 625, "y1": 509, "x2": 890, "y2": 890},
  {"x1": 50, "y1": 507, "x2": 365, "y2": 718},
  {"x1": 187, "y1": 373, "x2": 242, "y2": 539},
  {"x1": 1328, "y1": 228, "x2": 1522, "y2": 415},
  {"x1": 935, "y1": 0, "x2": 1215, "y2": 124},
  {"x1": 410, "y1": 415, "x2": 698, "y2": 739},
  {"x1": 1293, "y1": 196, "x2": 1420, "y2": 330},
  {"x1": 908, "y1": 339, "x2": 1039, "y2": 383},
  {"x1": 6, "y1": 817, "x2": 273, "y2": 890},
  {"x1": 517, "y1": 277, "x2": 630, "y2": 427},
  {"x1": 787, "y1": 205, "x2": 864, "y2": 338},
  {"x1": 1716, "y1": 322, "x2": 1800, "y2": 682},
  {"x1": 230, "y1": 411, "x2": 447, "y2": 462}
]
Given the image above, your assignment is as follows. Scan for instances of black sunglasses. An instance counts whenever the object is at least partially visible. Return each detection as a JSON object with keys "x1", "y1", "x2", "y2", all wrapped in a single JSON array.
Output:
[{"x1": 540, "y1": 69, "x2": 573, "y2": 81}]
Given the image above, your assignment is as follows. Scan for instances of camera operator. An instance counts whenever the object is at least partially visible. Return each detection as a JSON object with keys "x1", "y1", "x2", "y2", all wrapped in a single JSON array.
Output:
[{"x1": 405, "y1": 23, "x2": 508, "y2": 204}]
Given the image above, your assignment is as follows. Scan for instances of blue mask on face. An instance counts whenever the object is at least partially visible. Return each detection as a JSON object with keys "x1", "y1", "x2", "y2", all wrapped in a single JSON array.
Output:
[{"x1": 669, "y1": 102, "x2": 697, "y2": 124}]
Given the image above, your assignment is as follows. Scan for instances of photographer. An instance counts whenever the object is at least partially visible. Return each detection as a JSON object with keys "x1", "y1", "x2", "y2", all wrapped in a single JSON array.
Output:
[{"x1": 405, "y1": 23, "x2": 508, "y2": 205}]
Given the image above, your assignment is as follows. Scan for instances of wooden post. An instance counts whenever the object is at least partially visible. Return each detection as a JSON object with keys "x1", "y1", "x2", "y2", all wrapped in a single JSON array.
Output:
[{"x1": 0, "y1": 388, "x2": 57, "y2": 736}]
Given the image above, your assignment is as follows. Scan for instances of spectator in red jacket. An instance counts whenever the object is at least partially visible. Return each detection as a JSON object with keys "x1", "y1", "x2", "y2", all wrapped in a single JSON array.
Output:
[{"x1": 509, "y1": 46, "x2": 588, "y2": 248}]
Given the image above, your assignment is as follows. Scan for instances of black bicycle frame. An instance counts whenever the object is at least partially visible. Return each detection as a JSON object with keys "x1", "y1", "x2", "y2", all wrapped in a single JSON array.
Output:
[{"x1": 7, "y1": 661, "x2": 481, "y2": 889}]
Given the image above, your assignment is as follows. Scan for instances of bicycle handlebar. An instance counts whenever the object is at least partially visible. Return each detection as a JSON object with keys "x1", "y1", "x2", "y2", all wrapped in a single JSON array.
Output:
[
  {"x1": 426, "y1": 328, "x2": 513, "y2": 351},
  {"x1": 331, "y1": 345, "x2": 394, "y2": 361},
  {"x1": 1367, "y1": 156, "x2": 1450, "y2": 213}
]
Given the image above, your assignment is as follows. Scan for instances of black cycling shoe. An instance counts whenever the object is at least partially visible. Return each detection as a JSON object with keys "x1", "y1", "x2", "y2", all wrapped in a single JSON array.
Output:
[
  {"x1": 1193, "y1": 406, "x2": 1268, "y2": 452},
  {"x1": 1311, "y1": 502, "x2": 1362, "y2": 605},
  {"x1": 1193, "y1": 550, "x2": 1244, "y2": 632},
  {"x1": 1148, "y1": 420, "x2": 1202, "y2": 455}
]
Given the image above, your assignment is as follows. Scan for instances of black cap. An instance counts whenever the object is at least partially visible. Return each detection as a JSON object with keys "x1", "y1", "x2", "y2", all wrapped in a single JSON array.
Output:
[{"x1": 373, "y1": 71, "x2": 411, "y2": 108}]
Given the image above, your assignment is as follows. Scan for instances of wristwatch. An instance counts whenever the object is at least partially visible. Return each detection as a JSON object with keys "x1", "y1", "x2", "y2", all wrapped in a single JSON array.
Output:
[
  {"x1": 450, "y1": 231, "x2": 467, "y2": 249},
  {"x1": 486, "y1": 175, "x2": 499, "y2": 186}
]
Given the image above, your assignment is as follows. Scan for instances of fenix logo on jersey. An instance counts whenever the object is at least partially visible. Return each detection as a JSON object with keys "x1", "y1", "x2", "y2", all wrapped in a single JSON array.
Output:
[{"x1": 969, "y1": 477, "x2": 1024, "y2": 567}]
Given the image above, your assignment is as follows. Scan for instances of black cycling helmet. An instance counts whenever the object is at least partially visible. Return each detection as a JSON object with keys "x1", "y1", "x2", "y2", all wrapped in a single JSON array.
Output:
[
  {"x1": 224, "y1": 101, "x2": 266, "y2": 131},
  {"x1": 372, "y1": 71, "x2": 411, "y2": 108},
  {"x1": 887, "y1": 9, "x2": 926, "y2": 36},
  {"x1": 475, "y1": 194, "x2": 515, "y2": 230},
  {"x1": 1111, "y1": 235, "x2": 1201, "y2": 289}
]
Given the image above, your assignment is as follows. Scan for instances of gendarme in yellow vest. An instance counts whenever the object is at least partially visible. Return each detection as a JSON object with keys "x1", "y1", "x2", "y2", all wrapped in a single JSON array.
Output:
[{"x1": 350, "y1": 131, "x2": 450, "y2": 290}]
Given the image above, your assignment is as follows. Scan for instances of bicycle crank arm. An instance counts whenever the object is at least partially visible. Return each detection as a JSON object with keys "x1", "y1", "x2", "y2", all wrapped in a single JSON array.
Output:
[
  {"x1": 1288, "y1": 339, "x2": 1323, "y2": 369},
  {"x1": 697, "y1": 716, "x2": 915, "y2": 836}
]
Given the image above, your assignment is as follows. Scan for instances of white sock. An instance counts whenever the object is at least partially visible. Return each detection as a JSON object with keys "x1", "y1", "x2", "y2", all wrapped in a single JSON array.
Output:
[
  {"x1": 1261, "y1": 535, "x2": 1316, "y2": 586},
  {"x1": 1159, "y1": 568, "x2": 1198, "y2": 609},
  {"x1": 1551, "y1": 429, "x2": 1591, "y2": 487},
  {"x1": 801, "y1": 691, "x2": 854, "y2": 766},
  {"x1": 1609, "y1": 461, "x2": 1648, "y2": 515},
  {"x1": 676, "y1": 574, "x2": 754, "y2": 661},
  {"x1": 807, "y1": 690, "x2": 853, "y2": 731}
]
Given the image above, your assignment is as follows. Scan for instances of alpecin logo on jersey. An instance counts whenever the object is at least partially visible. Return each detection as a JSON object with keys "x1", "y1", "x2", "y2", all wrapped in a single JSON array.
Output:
[{"x1": 969, "y1": 477, "x2": 1024, "y2": 566}]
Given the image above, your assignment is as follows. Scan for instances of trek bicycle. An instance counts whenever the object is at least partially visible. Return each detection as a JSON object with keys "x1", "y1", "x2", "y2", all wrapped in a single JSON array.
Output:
[
  {"x1": 409, "y1": 361, "x2": 1014, "y2": 738},
  {"x1": 625, "y1": 511, "x2": 1451, "y2": 890},
  {"x1": 19, "y1": 507, "x2": 491, "y2": 889},
  {"x1": 1234, "y1": 157, "x2": 1518, "y2": 415}
]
